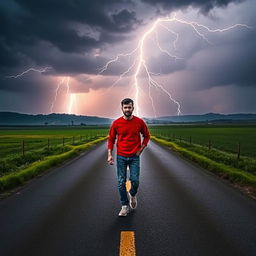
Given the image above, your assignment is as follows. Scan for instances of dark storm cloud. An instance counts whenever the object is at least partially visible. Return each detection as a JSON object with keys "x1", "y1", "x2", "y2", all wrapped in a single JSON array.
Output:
[
  {"x1": 112, "y1": 9, "x2": 141, "y2": 30},
  {"x1": 0, "y1": 0, "x2": 255, "y2": 94},
  {"x1": 148, "y1": 54, "x2": 186, "y2": 75},
  {"x1": 0, "y1": 0, "x2": 245, "y2": 77},
  {"x1": 141, "y1": 0, "x2": 243, "y2": 13},
  {"x1": 16, "y1": 41, "x2": 129, "y2": 76},
  {"x1": 0, "y1": 74, "x2": 53, "y2": 93},
  {"x1": 0, "y1": 0, "x2": 139, "y2": 74},
  {"x1": 0, "y1": 0, "x2": 255, "y2": 116},
  {"x1": 185, "y1": 27, "x2": 256, "y2": 89}
]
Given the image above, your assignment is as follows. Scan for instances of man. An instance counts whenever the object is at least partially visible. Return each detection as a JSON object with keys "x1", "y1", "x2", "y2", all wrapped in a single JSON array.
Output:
[{"x1": 107, "y1": 98, "x2": 150, "y2": 217}]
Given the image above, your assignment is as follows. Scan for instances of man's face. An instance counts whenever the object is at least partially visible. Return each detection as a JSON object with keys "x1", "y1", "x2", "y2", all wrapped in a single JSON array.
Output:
[{"x1": 122, "y1": 103, "x2": 134, "y2": 117}]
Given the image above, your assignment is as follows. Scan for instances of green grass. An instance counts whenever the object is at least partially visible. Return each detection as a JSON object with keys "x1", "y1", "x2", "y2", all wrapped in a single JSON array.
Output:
[
  {"x1": 149, "y1": 124, "x2": 256, "y2": 157},
  {"x1": 0, "y1": 126, "x2": 109, "y2": 177},
  {"x1": 1, "y1": 124, "x2": 255, "y2": 195},
  {"x1": 151, "y1": 136, "x2": 256, "y2": 189},
  {"x1": 149, "y1": 124, "x2": 256, "y2": 197},
  {"x1": 0, "y1": 137, "x2": 107, "y2": 191},
  {"x1": 149, "y1": 125, "x2": 256, "y2": 175}
]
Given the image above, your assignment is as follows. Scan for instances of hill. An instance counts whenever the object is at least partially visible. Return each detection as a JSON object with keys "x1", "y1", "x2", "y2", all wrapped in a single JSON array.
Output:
[
  {"x1": 0, "y1": 112, "x2": 112, "y2": 126},
  {"x1": 1, "y1": 112, "x2": 255, "y2": 126},
  {"x1": 144, "y1": 113, "x2": 256, "y2": 124}
]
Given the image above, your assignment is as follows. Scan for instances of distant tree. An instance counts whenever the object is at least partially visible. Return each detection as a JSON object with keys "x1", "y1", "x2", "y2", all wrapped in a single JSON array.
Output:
[
  {"x1": 44, "y1": 122, "x2": 48, "y2": 126},
  {"x1": 71, "y1": 120, "x2": 74, "y2": 126}
]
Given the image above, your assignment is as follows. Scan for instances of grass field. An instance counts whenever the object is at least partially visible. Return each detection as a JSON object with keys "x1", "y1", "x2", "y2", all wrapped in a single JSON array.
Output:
[
  {"x1": 149, "y1": 124, "x2": 256, "y2": 176},
  {"x1": 1, "y1": 124, "x2": 255, "y2": 195},
  {"x1": 149, "y1": 124, "x2": 256, "y2": 157},
  {"x1": 0, "y1": 126, "x2": 109, "y2": 177}
]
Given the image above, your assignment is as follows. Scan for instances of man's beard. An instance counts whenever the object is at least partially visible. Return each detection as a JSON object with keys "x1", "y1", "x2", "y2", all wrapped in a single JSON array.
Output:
[{"x1": 123, "y1": 111, "x2": 132, "y2": 117}]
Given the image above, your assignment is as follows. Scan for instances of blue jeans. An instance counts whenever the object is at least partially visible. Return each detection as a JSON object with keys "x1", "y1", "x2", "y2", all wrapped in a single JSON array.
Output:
[{"x1": 116, "y1": 154, "x2": 140, "y2": 206}]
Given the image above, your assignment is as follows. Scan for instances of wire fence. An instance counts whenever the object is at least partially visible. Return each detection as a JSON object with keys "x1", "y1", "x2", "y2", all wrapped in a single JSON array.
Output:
[
  {"x1": 151, "y1": 131, "x2": 242, "y2": 159},
  {"x1": 21, "y1": 135, "x2": 106, "y2": 155},
  {"x1": 1, "y1": 133, "x2": 107, "y2": 159}
]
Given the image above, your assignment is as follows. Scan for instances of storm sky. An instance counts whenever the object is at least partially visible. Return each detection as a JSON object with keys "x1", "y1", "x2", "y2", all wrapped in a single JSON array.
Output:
[{"x1": 0, "y1": 0, "x2": 255, "y2": 118}]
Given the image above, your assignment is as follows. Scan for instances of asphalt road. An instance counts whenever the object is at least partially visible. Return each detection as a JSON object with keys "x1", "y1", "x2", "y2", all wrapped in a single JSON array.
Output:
[{"x1": 0, "y1": 141, "x2": 256, "y2": 256}]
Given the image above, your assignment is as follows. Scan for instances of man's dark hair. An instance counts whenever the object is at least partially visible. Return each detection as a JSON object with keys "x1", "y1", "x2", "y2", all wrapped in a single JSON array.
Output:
[{"x1": 121, "y1": 98, "x2": 134, "y2": 106}]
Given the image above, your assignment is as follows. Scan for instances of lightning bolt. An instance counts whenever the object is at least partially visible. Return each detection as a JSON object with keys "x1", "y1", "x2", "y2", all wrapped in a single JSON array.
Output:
[
  {"x1": 4, "y1": 15, "x2": 251, "y2": 118},
  {"x1": 49, "y1": 76, "x2": 77, "y2": 114},
  {"x1": 66, "y1": 76, "x2": 70, "y2": 96},
  {"x1": 66, "y1": 77, "x2": 74, "y2": 114},
  {"x1": 99, "y1": 13, "x2": 252, "y2": 117},
  {"x1": 5, "y1": 67, "x2": 52, "y2": 78},
  {"x1": 68, "y1": 93, "x2": 76, "y2": 114},
  {"x1": 50, "y1": 77, "x2": 65, "y2": 113},
  {"x1": 50, "y1": 76, "x2": 77, "y2": 114},
  {"x1": 6, "y1": 67, "x2": 76, "y2": 115}
]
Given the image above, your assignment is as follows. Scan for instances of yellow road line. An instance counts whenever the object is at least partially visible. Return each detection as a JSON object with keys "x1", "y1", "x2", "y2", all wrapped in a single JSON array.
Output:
[
  {"x1": 126, "y1": 180, "x2": 131, "y2": 191},
  {"x1": 119, "y1": 231, "x2": 136, "y2": 256}
]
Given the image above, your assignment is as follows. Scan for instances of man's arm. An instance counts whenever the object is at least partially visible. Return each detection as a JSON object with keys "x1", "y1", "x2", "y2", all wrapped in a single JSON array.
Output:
[
  {"x1": 136, "y1": 144, "x2": 146, "y2": 156},
  {"x1": 107, "y1": 122, "x2": 116, "y2": 165},
  {"x1": 108, "y1": 149, "x2": 114, "y2": 165},
  {"x1": 136, "y1": 120, "x2": 150, "y2": 156}
]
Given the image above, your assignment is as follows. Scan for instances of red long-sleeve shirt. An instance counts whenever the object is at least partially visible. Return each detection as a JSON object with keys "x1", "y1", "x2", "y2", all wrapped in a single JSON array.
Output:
[{"x1": 108, "y1": 116, "x2": 150, "y2": 157}]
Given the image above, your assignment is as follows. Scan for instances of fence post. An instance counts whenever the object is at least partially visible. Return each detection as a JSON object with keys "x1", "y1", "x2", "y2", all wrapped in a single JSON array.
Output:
[
  {"x1": 237, "y1": 142, "x2": 241, "y2": 160},
  {"x1": 48, "y1": 138, "x2": 50, "y2": 151},
  {"x1": 208, "y1": 139, "x2": 211, "y2": 150},
  {"x1": 22, "y1": 140, "x2": 25, "y2": 156},
  {"x1": 63, "y1": 137, "x2": 65, "y2": 147}
]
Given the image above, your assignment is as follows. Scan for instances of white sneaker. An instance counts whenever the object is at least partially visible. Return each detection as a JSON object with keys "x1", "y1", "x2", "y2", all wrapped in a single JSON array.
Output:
[
  {"x1": 128, "y1": 192, "x2": 137, "y2": 209},
  {"x1": 118, "y1": 205, "x2": 129, "y2": 217}
]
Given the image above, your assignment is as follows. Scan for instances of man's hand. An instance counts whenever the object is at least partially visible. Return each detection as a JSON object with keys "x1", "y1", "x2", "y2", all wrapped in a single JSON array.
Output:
[
  {"x1": 135, "y1": 150, "x2": 142, "y2": 156},
  {"x1": 108, "y1": 155, "x2": 114, "y2": 165},
  {"x1": 135, "y1": 148, "x2": 143, "y2": 156},
  {"x1": 136, "y1": 145, "x2": 146, "y2": 156}
]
